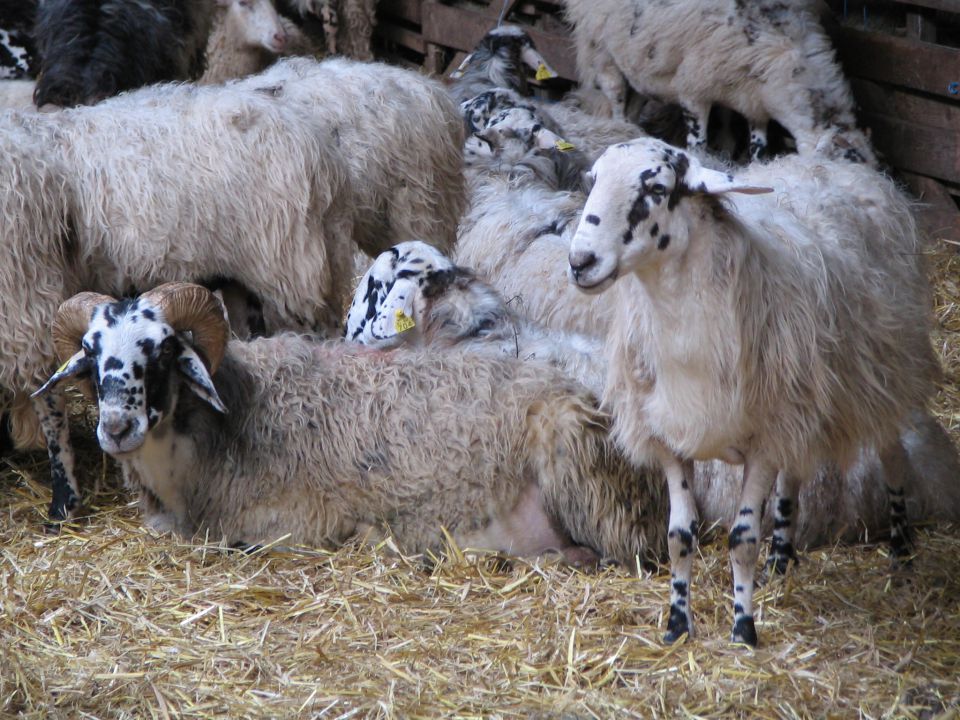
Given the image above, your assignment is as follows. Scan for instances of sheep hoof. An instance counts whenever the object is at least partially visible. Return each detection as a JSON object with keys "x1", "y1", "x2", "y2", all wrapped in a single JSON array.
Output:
[
  {"x1": 731, "y1": 616, "x2": 758, "y2": 647},
  {"x1": 764, "y1": 551, "x2": 799, "y2": 578},
  {"x1": 663, "y1": 605, "x2": 692, "y2": 644}
]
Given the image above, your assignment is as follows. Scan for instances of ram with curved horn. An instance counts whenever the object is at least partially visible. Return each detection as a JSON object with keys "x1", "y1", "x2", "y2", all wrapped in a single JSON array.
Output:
[{"x1": 35, "y1": 282, "x2": 666, "y2": 561}]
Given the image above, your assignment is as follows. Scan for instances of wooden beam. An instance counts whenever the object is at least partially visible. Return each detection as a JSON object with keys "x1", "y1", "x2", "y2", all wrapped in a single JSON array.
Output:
[
  {"x1": 421, "y1": 2, "x2": 577, "y2": 80},
  {"x1": 860, "y1": 111, "x2": 960, "y2": 184},
  {"x1": 374, "y1": 22, "x2": 425, "y2": 53},
  {"x1": 888, "y1": 0, "x2": 960, "y2": 13},
  {"x1": 378, "y1": 0, "x2": 422, "y2": 25},
  {"x1": 836, "y1": 27, "x2": 960, "y2": 99},
  {"x1": 850, "y1": 79, "x2": 960, "y2": 131}
]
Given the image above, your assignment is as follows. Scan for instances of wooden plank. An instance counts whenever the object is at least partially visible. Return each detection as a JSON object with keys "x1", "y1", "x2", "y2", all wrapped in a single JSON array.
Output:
[
  {"x1": 900, "y1": 171, "x2": 960, "y2": 245},
  {"x1": 375, "y1": 22, "x2": 425, "y2": 53},
  {"x1": 860, "y1": 111, "x2": 960, "y2": 184},
  {"x1": 421, "y1": 2, "x2": 577, "y2": 80},
  {"x1": 850, "y1": 79, "x2": 960, "y2": 131},
  {"x1": 905, "y1": 11, "x2": 937, "y2": 42},
  {"x1": 378, "y1": 0, "x2": 422, "y2": 25},
  {"x1": 836, "y1": 27, "x2": 960, "y2": 99},
  {"x1": 888, "y1": 0, "x2": 960, "y2": 13}
]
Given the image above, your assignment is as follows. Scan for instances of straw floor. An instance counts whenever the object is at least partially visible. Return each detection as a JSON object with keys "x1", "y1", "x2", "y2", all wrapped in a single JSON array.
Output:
[{"x1": 1, "y1": 240, "x2": 958, "y2": 719}]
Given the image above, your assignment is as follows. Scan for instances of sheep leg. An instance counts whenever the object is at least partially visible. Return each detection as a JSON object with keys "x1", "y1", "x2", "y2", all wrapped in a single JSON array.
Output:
[
  {"x1": 765, "y1": 471, "x2": 801, "y2": 576},
  {"x1": 748, "y1": 121, "x2": 768, "y2": 161},
  {"x1": 728, "y1": 457, "x2": 777, "y2": 646},
  {"x1": 595, "y1": 63, "x2": 628, "y2": 121},
  {"x1": 880, "y1": 438, "x2": 914, "y2": 565},
  {"x1": 33, "y1": 390, "x2": 80, "y2": 522},
  {"x1": 681, "y1": 103, "x2": 710, "y2": 150},
  {"x1": 660, "y1": 451, "x2": 698, "y2": 643}
]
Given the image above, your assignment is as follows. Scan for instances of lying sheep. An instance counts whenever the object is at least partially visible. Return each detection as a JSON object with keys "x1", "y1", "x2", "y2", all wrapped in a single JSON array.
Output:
[
  {"x1": 33, "y1": 0, "x2": 215, "y2": 107},
  {"x1": 1, "y1": 75, "x2": 359, "y2": 519},
  {"x1": 447, "y1": 25, "x2": 558, "y2": 106},
  {"x1": 454, "y1": 174, "x2": 608, "y2": 336},
  {"x1": 568, "y1": 138, "x2": 939, "y2": 645},
  {"x1": 348, "y1": 241, "x2": 960, "y2": 553},
  {"x1": 563, "y1": 0, "x2": 875, "y2": 163},
  {"x1": 345, "y1": 241, "x2": 607, "y2": 397},
  {"x1": 200, "y1": 0, "x2": 318, "y2": 85},
  {"x1": 36, "y1": 282, "x2": 666, "y2": 566}
]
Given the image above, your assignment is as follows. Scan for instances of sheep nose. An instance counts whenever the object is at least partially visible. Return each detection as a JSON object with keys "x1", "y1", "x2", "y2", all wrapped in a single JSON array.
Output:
[
  {"x1": 273, "y1": 31, "x2": 287, "y2": 49},
  {"x1": 101, "y1": 415, "x2": 134, "y2": 442},
  {"x1": 568, "y1": 250, "x2": 597, "y2": 277}
]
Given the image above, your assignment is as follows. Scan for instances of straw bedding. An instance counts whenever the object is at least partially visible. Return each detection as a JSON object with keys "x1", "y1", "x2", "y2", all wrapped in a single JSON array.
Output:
[{"x1": 1, "y1": 240, "x2": 958, "y2": 718}]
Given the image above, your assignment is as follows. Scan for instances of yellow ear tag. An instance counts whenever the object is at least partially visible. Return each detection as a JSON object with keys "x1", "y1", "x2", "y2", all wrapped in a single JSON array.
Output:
[
  {"x1": 535, "y1": 63, "x2": 554, "y2": 81},
  {"x1": 555, "y1": 139, "x2": 576, "y2": 152},
  {"x1": 56, "y1": 358, "x2": 71, "y2": 374},
  {"x1": 394, "y1": 309, "x2": 415, "y2": 333}
]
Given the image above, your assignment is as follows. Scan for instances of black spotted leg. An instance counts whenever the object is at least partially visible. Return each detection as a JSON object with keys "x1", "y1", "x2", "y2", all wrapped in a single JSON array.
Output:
[
  {"x1": 748, "y1": 121, "x2": 768, "y2": 161},
  {"x1": 33, "y1": 390, "x2": 80, "y2": 522},
  {"x1": 657, "y1": 447, "x2": 698, "y2": 643},
  {"x1": 728, "y1": 456, "x2": 778, "y2": 646},
  {"x1": 681, "y1": 102, "x2": 710, "y2": 151},
  {"x1": 880, "y1": 438, "x2": 914, "y2": 565},
  {"x1": 766, "y1": 471, "x2": 801, "y2": 576}
]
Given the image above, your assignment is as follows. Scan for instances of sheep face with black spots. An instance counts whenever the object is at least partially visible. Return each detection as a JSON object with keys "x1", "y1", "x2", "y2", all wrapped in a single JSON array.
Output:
[
  {"x1": 344, "y1": 241, "x2": 455, "y2": 347},
  {"x1": 568, "y1": 138, "x2": 771, "y2": 293},
  {"x1": 37, "y1": 298, "x2": 225, "y2": 456}
]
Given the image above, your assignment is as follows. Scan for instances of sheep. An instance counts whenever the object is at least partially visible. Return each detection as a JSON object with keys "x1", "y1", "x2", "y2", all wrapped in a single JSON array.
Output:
[
  {"x1": 562, "y1": 0, "x2": 876, "y2": 163},
  {"x1": 347, "y1": 241, "x2": 960, "y2": 554},
  {"x1": 345, "y1": 241, "x2": 607, "y2": 398},
  {"x1": 199, "y1": 0, "x2": 314, "y2": 85},
  {"x1": 567, "y1": 137, "x2": 939, "y2": 645},
  {"x1": 454, "y1": 174, "x2": 610, "y2": 337},
  {"x1": 35, "y1": 282, "x2": 666, "y2": 566},
  {"x1": 0, "y1": 0, "x2": 37, "y2": 79},
  {"x1": 234, "y1": 57, "x2": 465, "y2": 257},
  {"x1": 0, "y1": 79, "x2": 37, "y2": 110},
  {"x1": 447, "y1": 25, "x2": 559, "y2": 106},
  {"x1": 0, "y1": 78, "x2": 356, "y2": 519},
  {"x1": 452, "y1": 25, "x2": 685, "y2": 160},
  {"x1": 33, "y1": 0, "x2": 215, "y2": 107}
]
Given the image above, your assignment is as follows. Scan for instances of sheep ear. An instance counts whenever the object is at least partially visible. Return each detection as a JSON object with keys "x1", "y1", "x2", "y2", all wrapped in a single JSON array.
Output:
[
  {"x1": 682, "y1": 164, "x2": 774, "y2": 196},
  {"x1": 520, "y1": 46, "x2": 558, "y2": 80},
  {"x1": 177, "y1": 346, "x2": 226, "y2": 414},
  {"x1": 32, "y1": 351, "x2": 92, "y2": 398},
  {"x1": 367, "y1": 278, "x2": 418, "y2": 345}
]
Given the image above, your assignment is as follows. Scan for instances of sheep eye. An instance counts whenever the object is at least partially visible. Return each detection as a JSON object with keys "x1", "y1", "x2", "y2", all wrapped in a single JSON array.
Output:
[{"x1": 651, "y1": 183, "x2": 667, "y2": 195}]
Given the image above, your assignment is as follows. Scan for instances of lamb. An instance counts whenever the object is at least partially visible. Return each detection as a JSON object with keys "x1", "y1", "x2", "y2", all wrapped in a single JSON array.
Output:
[
  {"x1": 199, "y1": 0, "x2": 315, "y2": 85},
  {"x1": 347, "y1": 241, "x2": 960, "y2": 553},
  {"x1": 345, "y1": 241, "x2": 607, "y2": 397},
  {"x1": 33, "y1": 0, "x2": 215, "y2": 107},
  {"x1": 447, "y1": 25, "x2": 559, "y2": 106},
  {"x1": 567, "y1": 137, "x2": 939, "y2": 645},
  {"x1": 35, "y1": 282, "x2": 666, "y2": 566},
  {"x1": 563, "y1": 0, "x2": 876, "y2": 163}
]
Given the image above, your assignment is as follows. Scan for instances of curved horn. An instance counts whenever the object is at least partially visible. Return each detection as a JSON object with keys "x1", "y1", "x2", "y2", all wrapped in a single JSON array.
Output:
[
  {"x1": 52, "y1": 291, "x2": 117, "y2": 362},
  {"x1": 140, "y1": 282, "x2": 229, "y2": 373}
]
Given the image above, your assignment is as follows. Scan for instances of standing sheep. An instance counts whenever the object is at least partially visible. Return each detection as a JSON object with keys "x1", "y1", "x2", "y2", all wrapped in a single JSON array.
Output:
[
  {"x1": 239, "y1": 57, "x2": 464, "y2": 256},
  {"x1": 199, "y1": 0, "x2": 317, "y2": 85},
  {"x1": 33, "y1": 0, "x2": 215, "y2": 107},
  {"x1": 36, "y1": 282, "x2": 666, "y2": 566},
  {"x1": 567, "y1": 138, "x2": 939, "y2": 645},
  {"x1": 563, "y1": 0, "x2": 875, "y2": 163},
  {"x1": 348, "y1": 241, "x2": 960, "y2": 554}
]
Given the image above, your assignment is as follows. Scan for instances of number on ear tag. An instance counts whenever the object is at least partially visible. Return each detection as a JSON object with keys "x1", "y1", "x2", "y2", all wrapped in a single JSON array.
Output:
[{"x1": 394, "y1": 309, "x2": 415, "y2": 333}]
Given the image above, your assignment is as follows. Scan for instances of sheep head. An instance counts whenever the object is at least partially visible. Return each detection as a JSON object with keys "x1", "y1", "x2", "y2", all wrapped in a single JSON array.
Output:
[
  {"x1": 35, "y1": 282, "x2": 229, "y2": 456},
  {"x1": 568, "y1": 138, "x2": 772, "y2": 293}
]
